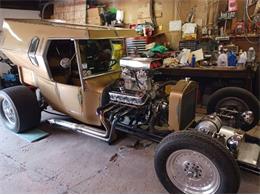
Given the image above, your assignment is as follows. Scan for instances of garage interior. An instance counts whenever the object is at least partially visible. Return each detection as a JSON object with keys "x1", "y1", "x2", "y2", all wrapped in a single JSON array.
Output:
[{"x1": 0, "y1": 0, "x2": 259, "y2": 194}]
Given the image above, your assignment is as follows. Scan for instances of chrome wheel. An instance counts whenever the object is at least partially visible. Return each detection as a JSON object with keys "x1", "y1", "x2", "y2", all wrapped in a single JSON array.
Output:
[
  {"x1": 166, "y1": 149, "x2": 220, "y2": 194},
  {"x1": 2, "y1": 98, "x2": 17, "y2": 126}
]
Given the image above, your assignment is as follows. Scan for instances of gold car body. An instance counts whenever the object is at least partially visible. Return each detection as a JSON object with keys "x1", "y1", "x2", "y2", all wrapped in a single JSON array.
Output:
[{"x1": 0, "y1": 19, "x2": 197, "y2": 131}]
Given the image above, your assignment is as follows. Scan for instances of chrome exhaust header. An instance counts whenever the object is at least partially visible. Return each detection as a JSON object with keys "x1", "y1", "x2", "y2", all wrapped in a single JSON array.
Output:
[
  {"x1": 48, "y1": 119, "x2": 114, "y2": 141},
  {"x1": 48, "y1": 106, "x2": 133, "y2": 142}
]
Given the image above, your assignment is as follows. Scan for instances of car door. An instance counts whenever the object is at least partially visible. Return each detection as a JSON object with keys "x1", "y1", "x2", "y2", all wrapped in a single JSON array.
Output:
[
  {"x1": 43, "y1": 39, "x2": 83, "y2": 119},
  {"x1": 76, "y1": 39, "x2": 120, "y2": 126}
]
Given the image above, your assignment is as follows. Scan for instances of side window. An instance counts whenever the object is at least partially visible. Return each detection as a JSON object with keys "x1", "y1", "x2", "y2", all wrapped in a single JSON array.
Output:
[
  {"x1": 78, "y1": 39, "x2": 113, "y2": 77},
  {"x1": 46, "y1": 39, "x2": 80, "y2": 86},
  {"x1": 28, "y1": 37, "x2": 40, "y2": 66}
]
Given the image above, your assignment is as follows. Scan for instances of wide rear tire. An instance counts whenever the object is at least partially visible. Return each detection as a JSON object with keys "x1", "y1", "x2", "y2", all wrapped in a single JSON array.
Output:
[
  {"x1": 0, "y1": 86, "x2": 41, "y2": 133},
  {"x1": 154, "y1": 131, "x2": 240, "y2": 194},
  {"x1": 207, "y1": 87, "x2": 259, "y2": 131}
]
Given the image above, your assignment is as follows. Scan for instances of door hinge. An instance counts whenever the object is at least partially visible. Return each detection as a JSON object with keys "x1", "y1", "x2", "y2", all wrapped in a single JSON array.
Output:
[{"x1": 78, "y1": 90, "x2": 83, "y2": 105}]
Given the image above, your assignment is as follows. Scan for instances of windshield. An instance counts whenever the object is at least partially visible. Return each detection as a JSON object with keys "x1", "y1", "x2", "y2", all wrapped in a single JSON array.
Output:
[{"x1": 79, "y1": 39, "x2": 113, "y2": 77}]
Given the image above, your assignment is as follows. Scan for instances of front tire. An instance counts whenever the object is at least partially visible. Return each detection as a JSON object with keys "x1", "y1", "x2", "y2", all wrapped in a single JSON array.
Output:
[
  {"x1": 154, "y1": 131, "x2": 240, "y2": 194},
  {"x1": 0, "y1": 86, "x2": 41, "y2": 133}
]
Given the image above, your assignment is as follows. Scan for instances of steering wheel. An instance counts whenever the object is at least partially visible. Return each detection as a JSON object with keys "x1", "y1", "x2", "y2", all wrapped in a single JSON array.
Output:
[
  {"x1": 99, "y1": 59, "x2": 118, "y2": 69},
  {"x1": 109, "y1": 59, "x2": 118, "y2": 68},
  {"x1": 56, "y1": 46, "x2": 76, "y2": 67}
]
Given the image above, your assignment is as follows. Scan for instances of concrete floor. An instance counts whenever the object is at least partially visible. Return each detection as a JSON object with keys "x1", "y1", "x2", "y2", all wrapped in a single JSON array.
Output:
[{"x1": 0, "y1": 112, "x2": 259, "y2": 193}]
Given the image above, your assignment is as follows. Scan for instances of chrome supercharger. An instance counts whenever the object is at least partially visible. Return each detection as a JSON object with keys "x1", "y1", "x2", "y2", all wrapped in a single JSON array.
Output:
[
  {"x1": 108, "y1": 57, "x2": 162, "y2": 106},
  {"x1": 195, "y1": 113, "x2": 260, "y2": 174}
]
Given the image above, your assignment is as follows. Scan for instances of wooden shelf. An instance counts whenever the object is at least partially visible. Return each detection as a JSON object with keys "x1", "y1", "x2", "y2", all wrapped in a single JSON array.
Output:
[
  {"x1": 229, "y1": 34, "x2": 260, "y2": 39},
  {"x1": 215, "y1": 34, "x2": 260, "y2": 41}
]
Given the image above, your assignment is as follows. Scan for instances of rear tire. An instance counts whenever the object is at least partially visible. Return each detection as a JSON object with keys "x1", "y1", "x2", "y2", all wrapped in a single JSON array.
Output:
[
  {"x1": 0, "y1": 86, "x2": 41, "y2": 133},
  {"x1": 154, "y1": 131, "x2": 240, "y2": 194},
  {"x1": 207, "y1": 87, "x2": 259, "y2": 131}
]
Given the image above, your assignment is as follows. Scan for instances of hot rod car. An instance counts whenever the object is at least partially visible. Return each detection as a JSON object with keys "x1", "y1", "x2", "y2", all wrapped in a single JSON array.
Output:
[{"x1": 0, "y1": 19, "x2": 259, "y2": 194}]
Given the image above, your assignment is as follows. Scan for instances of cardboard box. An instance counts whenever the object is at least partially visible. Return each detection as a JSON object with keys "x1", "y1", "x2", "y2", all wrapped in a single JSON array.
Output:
[
  {"x1": 87, "y1": 17, "x2": 101, "y2": 25},
  {"x1": 87, "y1": 8, "x2": 102, "y2": 25},
  {"x1": 87, "y1": 8, "x2": 101, "y2": 18},
  {"x1": 53, "y1": 0, "x2": 87, "y2": 24}
]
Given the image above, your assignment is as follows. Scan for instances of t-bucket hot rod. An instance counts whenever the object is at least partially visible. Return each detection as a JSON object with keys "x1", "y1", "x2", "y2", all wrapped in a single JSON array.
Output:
[{"x1": 0, "y1": 19, "x2": 259, "y2": 194}]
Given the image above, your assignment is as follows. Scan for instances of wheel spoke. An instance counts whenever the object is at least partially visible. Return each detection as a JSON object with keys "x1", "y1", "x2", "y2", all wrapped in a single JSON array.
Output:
[
  {"x1": 166, "y1": 149, "x2": 220, "y2": 194},
  {"x1": 2, "y1": 99, "x2": 16, "y2": 125}
]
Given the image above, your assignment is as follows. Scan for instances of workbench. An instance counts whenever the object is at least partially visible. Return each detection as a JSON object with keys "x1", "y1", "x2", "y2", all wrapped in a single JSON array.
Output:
[{"x1": 157, "y1": 66, "x2": 259, "y2": 104}]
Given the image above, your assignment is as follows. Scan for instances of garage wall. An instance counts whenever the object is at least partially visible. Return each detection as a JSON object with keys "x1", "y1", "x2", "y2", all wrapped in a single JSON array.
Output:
[
  {"x1": 100, "y1": 0, "x2": 220, "y2": 49},
  {"x1": 101, "y1": 0, "x2": 176, "y2": 47},
  {"x1": 0, "y1": 8, "x2": 40, "y2": 76}
]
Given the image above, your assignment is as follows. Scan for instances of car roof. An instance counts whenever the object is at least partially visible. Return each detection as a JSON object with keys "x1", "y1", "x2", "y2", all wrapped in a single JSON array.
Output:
[{"x1": 3, "y1": 18, "x2": 137, "y2": 39}]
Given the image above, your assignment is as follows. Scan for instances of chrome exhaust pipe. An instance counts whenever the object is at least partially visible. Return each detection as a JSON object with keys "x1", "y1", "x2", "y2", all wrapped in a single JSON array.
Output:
[
  {"x1": 48, "y1": 106, "x2": 133, "y2": 142},
  {"x1": 99, "y1": 104, "x2": 118, "y2": 133},
  {"x1": 48, "y1": 119, "x2": 112, "y2": 141}
]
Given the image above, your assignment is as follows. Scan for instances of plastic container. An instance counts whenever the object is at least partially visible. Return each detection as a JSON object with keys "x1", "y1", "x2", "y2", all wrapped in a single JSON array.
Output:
[
  {"x1": 228, "y1": 51, "x2": 237, "y2": 66},
  {"x1": 217, "y1": 53, "x2": 228, "y2": 66},
  {"x1": 191, "y1": 54, "x2": 196, "y2": 67}
]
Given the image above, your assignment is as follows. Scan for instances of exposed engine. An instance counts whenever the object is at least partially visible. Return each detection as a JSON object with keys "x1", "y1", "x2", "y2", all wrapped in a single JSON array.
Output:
[
  {"x1": 109, "y1": 57, "x2": 162, "y2": 106},
  {"x1": 105, "y1": 57, "x2": 198, "y2": 136}
]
